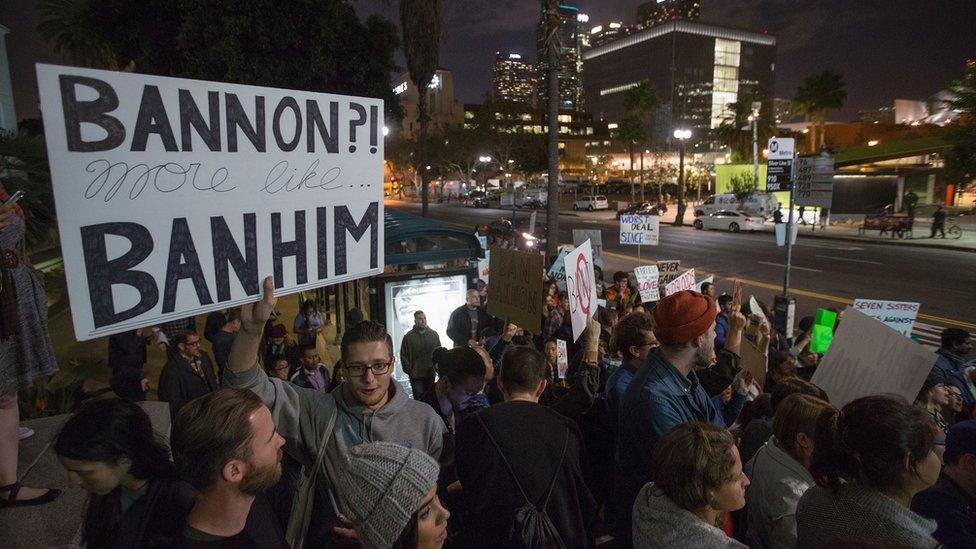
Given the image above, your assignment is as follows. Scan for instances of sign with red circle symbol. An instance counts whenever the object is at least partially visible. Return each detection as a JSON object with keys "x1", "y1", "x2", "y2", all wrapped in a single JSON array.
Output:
[
  {"x1": 575, "y1": 253, "x2": 592, "y2": 315},
  {"x1": 564, "y1": 239, "x2": 597, "y2": 341}
]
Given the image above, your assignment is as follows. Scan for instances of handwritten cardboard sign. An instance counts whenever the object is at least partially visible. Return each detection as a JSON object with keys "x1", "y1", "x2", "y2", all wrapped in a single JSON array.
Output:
[
  {"x1": 565, "y1": 240, "x2": 597, "y2": 341},
  {"x1": 619, "y1": 214, "x2": 660, "y2": 246},
  {"x1": 486, "y1": 248, "x2": 544, "y2": 333},
  {"x1": 664, "y1": 269, "x2": 696, "y2": 296},
  {"x1": 811, "y1": 307, "x2": 937, "y2": 408},
  {"x1": 37, "y1": 64, "x2": 384, "y2": 340},
  {"x1": 851, "y1": 299, "x2": 920, "y2": 337},
  {"x1": 633, "y1": 265, "x2": 660, "y2": 303},
  {"x1": 740, "y1": 339, "x2": 768, "y2": 388},
  {"x1": 657, "y1": 260, "x2": 680, "y2": 285}
]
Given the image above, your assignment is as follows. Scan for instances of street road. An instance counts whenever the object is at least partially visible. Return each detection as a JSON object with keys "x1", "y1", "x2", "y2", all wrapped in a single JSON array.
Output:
[{"x1": 388, "y1": 200, "x2": 976, "y2": 348}]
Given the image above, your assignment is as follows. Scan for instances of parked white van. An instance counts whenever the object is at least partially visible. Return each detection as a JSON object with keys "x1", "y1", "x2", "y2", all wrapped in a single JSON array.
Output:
[{"x1": 695, "y1": 192, "x2": 780, "y2": 218}]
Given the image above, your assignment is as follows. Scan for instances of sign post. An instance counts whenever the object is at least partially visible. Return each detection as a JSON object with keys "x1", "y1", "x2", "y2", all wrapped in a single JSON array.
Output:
[{"x1": 767, "y1": 137, "x2": 796, "y2": 297}]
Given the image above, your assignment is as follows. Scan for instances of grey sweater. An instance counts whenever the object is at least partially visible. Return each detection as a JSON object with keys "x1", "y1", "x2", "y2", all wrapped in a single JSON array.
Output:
[
  {"x1": 796, "y1": 483, "x2": 938, "y2": 548},
  {"x1": 225, "y1": 361, "x2": 446, "y2": 522},
  {"x1": 632, "y1": 483, "x2": 747, "y2": 549}
]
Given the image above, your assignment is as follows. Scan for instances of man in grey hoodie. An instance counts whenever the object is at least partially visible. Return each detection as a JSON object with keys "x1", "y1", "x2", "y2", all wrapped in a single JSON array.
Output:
[{"x1": 225, "y1": 277, "x2": 448, "y2": 547}]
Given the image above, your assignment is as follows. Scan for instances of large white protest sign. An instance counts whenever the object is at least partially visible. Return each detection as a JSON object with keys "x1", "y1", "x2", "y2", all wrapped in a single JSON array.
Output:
[
  {"x1": 565, "y1": 240, "x2": 597, "y2": 341},
  {"x1": 619, "y1": 214, "x2": 659, "y2": 246},
  {"x1": 633, "y1": 265, "x2": 660, "y2": 302},
  {"x1": 37, "y1": 64, "x2": 384, "y2": 340},
  {"x1": 811, "y1": 307, "x2": 937, "y2": 408},
  {"x1": 775, "y1": 222, "x2": 799, "y2": 246},
  {"x1": 664, "y1": 269, "x2": 696, "y2": 296},
  {"x1": 851, "y1": 299, "x2": 920, "y2": 337},
  {"x1": 573, "y1": 229, "x2": 603, "y2": 269}
]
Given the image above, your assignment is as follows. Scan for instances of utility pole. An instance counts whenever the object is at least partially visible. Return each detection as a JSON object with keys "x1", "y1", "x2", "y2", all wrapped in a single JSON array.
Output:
[
  {"x1": 543, "y1": 0, "x2": 561, "y2": 259},
  {"x1": 751, "y1": 101, "x2": 761, "y2": 185}
]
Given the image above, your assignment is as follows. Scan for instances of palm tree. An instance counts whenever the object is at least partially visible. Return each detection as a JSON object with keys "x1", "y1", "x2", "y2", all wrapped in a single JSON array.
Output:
[
  {"x1": 621, "y1": 80, "x2": 660, "y2": 202},
  {"x1": 794, "y1": 71, "x2": 847, "y2": 152},
  {"x1": 36, "y1": 0, "x2": 121, "y2": 69},
  {"x1": 542, "y1": 0, "x2": 561, "y2": 259},
  {"x1": 399, "y1": 0, "x2": 443, "y2": 217}
]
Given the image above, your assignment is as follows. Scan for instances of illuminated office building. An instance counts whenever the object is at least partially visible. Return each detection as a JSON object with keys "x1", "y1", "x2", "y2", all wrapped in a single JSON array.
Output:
[
  {"x1": 637, "y1": 0, "x2": 700, "y2": 26},
  {"x1": 492, "y1": 52, "x2": 538, "y2": 105}
]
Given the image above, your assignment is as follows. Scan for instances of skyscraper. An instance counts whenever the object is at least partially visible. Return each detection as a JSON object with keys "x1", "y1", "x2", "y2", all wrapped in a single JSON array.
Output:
[
  {"x1": 637, "y1": 0, "x2": 700, "y2": 27},
  {"x1": 582, "y1": 20, "x2": 775, "y2": 148},
  {"x1": 492, "y1": 52, "x2": 538, "y2": 105},
  {"x1": 537, "y1": 3, "x2": 586, "y2": 111}
]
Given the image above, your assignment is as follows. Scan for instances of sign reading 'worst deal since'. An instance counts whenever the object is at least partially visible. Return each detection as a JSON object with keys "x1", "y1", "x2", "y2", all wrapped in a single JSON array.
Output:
[{"x1": 37, "y1": 64, "x2": 385, "y2": 340}]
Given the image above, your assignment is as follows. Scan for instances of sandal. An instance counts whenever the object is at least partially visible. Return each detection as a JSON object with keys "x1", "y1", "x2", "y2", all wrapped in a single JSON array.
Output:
[{"x1": 0, "y1": 482, "x2": 61, "y2": 508}]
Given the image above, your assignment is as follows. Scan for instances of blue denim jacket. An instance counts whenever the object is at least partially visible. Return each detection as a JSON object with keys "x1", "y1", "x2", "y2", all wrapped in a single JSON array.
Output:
[{"x1": 611, "y1": 348, "x2": 724, "y2": 540}]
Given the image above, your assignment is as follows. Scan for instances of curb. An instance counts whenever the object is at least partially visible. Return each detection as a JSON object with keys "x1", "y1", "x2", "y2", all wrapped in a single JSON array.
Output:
[{"x1": 662, "y1": 223, "x2": 975, "y2": 253}]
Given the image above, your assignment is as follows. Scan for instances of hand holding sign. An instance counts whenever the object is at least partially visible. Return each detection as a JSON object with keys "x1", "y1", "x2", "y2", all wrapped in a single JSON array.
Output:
[{"x1": 242, "y1": 276, "x2": 277, "y2": 335}]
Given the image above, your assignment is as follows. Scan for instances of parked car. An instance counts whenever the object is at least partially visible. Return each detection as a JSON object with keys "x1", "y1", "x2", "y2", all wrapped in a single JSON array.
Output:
[
  {"x1": 573, "y1": 195, "x2": 610, "y2": 211},
  {"x1": 695, "y1": 192, "x2": 779, "y2": 218},
  {"x1": 522, "y1": 197, "x2": 545, "y2": 209},
  {"x1": 693, "y1": 210, "x2": 766, "y2": 233},
  {"x1": 616, "y1": 201, "x2": 667, "y2": 219}
]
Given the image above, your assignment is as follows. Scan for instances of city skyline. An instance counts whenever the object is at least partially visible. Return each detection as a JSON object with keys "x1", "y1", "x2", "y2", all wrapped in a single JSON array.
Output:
[{"x1": 354, "y1": 0, "x2": 976, "y2": 119}]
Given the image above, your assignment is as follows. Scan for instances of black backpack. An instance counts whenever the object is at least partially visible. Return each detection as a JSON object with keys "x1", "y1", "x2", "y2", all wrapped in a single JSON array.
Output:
[{"x1": 475, "y1": 413, "x2": 569, "y2": 549}]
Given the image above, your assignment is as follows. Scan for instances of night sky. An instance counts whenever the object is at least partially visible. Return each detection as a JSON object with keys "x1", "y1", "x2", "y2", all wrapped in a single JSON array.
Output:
[
  {"x1": 354, "y1": 0, "x2": 976, "y2": 119},
  {"x1": 5, "y1": 1, "x2": 975, "y2": 122}
]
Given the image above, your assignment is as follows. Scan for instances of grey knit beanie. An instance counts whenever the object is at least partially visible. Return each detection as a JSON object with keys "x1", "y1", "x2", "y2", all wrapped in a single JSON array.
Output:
[{"x1": 336, "y1": 442, "x2": 440, "y2": 549}]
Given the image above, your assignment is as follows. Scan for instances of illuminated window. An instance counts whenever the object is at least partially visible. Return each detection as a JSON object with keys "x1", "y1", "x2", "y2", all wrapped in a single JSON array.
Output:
[
  {"x1": 557, "y1": 114, "x2": 572, "y2": 123},
  {"x1": 710, "y1": 38, "x2": 741, "y2": 128}
]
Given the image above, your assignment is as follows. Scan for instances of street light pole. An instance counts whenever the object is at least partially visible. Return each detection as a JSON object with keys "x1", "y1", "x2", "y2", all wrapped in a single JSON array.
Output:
[
  {"x1": 751, "y1": 101, "x2": 761, "y2": 185},
  {"x1": 673, "y1": 129, "x2": 691, "y2": 225}
]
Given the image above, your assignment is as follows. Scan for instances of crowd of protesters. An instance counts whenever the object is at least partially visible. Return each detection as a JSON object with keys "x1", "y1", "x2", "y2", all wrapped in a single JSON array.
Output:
[{"x1": 8, "y1": 246, "x2": 976, "y2": 548}]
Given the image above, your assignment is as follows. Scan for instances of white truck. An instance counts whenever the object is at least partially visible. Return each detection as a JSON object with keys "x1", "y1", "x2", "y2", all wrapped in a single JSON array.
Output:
[{"x1": 695, "y1": 192, "x2": 780, "y2": 218}]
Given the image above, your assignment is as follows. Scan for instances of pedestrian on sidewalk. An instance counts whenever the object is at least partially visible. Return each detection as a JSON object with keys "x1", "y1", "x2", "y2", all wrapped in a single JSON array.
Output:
[
  {"x1": 931, "y1": 205, "x2": 947, "y2": 238},
  {"x1": 798, "y1": 205, "x2": 807, "y2": 225}
]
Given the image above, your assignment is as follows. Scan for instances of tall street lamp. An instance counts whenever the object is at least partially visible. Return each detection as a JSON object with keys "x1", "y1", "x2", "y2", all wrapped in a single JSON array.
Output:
[
  {"x1": 750, "y1": 101, "x2": 761, "y2": 185},
  {"x1": 673, "y1": 129, "x2": 691, "y2": 226}
]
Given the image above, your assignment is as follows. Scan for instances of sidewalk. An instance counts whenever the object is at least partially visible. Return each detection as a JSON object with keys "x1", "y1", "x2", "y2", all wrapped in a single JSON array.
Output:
[{"x1": 567, "y1": 205, "x2": 976, "y2": 252}]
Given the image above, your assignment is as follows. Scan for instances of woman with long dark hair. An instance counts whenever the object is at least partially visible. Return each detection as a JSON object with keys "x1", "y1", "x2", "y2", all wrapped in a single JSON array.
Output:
[
  {"x1": 54, "y1": 398, "x2": 195, "y2": 548},
  {"x1": 795, "y1": 395, "x2": 941, "y2": 548}
]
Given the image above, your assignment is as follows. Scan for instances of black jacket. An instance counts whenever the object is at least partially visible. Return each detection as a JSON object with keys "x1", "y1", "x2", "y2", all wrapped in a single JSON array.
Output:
[
  {"x1": 912, "y1": 472, "x2": 976, "y2": 549},
  {"x1": 108, "y1": 331, "x2": 148, "y2": 380},
  {"x1": 158, "y1": 353, "x2": 218, "y2": 418},
  {"x1": 446, "y1": 305, "x2": 494, "y2": 347},
  {"x1": 455, "y1": 400, "x2": 597, "y2": 549},
  {"x1": 115, "y1": 477, "x2": 196, "y2": 549}
]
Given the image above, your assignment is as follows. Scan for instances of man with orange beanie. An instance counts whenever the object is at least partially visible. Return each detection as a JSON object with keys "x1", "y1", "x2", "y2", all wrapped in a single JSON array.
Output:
[{"x1": 611, "y1": 290, "x2": 736, "y2": 544}]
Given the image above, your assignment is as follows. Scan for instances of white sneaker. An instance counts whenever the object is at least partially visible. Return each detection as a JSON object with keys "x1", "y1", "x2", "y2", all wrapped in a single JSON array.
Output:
[{"x1": 18, "y1": 427, "x2": 34, "y2": 440}]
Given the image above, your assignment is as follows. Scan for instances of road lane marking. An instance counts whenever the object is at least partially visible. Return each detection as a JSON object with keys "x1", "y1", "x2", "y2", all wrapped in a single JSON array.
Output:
[
  {"x1": 757, "y1": 261, "x2": 822, "y2": 272},
  {"x1": 814, "y1": 255, "x2": 884, "y2": 265}
]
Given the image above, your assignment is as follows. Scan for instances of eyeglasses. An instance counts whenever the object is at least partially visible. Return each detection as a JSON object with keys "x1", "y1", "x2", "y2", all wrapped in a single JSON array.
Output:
[{"x1": 346, "y1": 360, "x2": 393, "y2": 377}]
